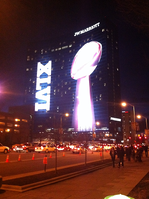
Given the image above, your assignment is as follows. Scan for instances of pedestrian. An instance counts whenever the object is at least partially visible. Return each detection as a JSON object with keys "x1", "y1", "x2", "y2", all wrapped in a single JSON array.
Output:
[
  {"x1": 110, "y1": 147, "x2": 116, "y2": 167},
  {"x1": 138, "y1": 146, "x2": 143, "y2": 162},
  {"x1": 118, "y1": 146, "x2": 124, "y2": 168},
  {"x1": 126, "y1": 145, "x2": 131, "y2": 161},
  {"x1": 132, "y1": 147, "x2": 136, "y2": 161},
  {"x1": 116, "y1": 146, "x2": 120, "y2": 158},
  {"x1": 144, "y1": 145, "x2": 148, "y2": 157}
]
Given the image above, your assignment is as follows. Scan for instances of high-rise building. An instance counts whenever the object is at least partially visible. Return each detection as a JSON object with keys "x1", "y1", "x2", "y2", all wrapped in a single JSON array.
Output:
[
  {"x1": 122, "y1": 110, "x2": 133, "y2": 145},
  {"x1": 122, "y1": 110, "x2": 143, "y2": 145},
  {"x1": 25, "y1": 18, "x2": 122, "y2": 143}
]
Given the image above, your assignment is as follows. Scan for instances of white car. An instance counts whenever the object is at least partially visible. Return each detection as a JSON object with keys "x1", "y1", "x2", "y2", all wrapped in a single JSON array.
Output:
[
  {"x1": 12, "y1": 144, "x2": 24, "y2": 152},
  {"x1": 35, "y1": 144, "x2": 56, "y2": 153},
  {"x1": 0, "y1": 143, "x2": 10, "y2": 153}
]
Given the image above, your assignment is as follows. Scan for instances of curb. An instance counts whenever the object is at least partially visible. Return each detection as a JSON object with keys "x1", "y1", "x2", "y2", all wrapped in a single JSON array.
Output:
[{"x1": 1, "y1": 161, "x2": 112, "y2": 192}]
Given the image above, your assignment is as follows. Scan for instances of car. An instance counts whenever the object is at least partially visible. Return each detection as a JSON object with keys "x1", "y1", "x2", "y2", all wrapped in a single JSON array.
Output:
[
  {"x1": 0, "y1": 143, "x2": 10, "y2": 153},
  {"x1": 91, "y1": 145, "x2": 102, "y2": 152},
  {"x1": 35, "y1": 144, "x2": 56, "y2": 153},
  {"x1": 12, "y1": 144, "x2": 24, "y2": 152},
  {"x1": 88, "y1": 144, "x2": 94, "y2": 151},
  {"x1": 12, "y1": 143, "x2": 24, "y2": 149},
  {"x1": 57, "y1": 145, "x2": 65, "y2": 151},
  {"x1": 69, "y1": 144, "x2": 78, "y2": 150},
  {"x1": 64, "y1": 144, "x2": 71, "y2": 151},
  {"x1": 57, "y1": 144, "x2": 71, "y2": 151},
  {"x1": 72, "y1": 145, "x2": 85, "y2": 154},
  {"x1": 22, "y1": 142, "x2": 35, "y2": 152}
]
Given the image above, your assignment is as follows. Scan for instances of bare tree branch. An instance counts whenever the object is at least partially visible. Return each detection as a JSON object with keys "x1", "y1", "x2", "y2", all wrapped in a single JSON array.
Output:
[{"x1": 114, "y1": 0, "x2": 149, "y2": 36}]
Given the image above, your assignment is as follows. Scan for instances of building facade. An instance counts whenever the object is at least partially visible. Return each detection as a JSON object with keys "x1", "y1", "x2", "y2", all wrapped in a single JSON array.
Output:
[
  {"x1": 25, "y1": 18, "x2": 122, "y2": 143},
  {"x1": 0, "y1": 109, "x2": 31, "y2": 146},
  {"x1": 122, "y1": 110, "x2": 133, "y2": 145},
  {"x1": 122, "y1": 110, "x2": 144, "y2": 145}
]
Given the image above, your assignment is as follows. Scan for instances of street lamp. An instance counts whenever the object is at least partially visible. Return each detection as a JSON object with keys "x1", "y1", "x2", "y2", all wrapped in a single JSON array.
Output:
[
  {"x1": 96, "y1": 121, "x2": 100, "y2": 126},
  {"x1": 59, "y1": 113, "x2": 69, "y2": 130},
  {"x1": 121, "y1": 102, "x2": 136, "y2": 124},
  {"x1": 65, "y1": 113, "x2": 69, "y2": 117},
  {"x1": 137, "y1": 114, "x2": 148, "y2": 129},
  {"x1": 121, "y1": 102, "x2": 136, "y2": 143},
  {"x1": 55, "y1": 112, "x2": 69, "y2": 174},
  {"x1": 136, "y1": 114, "x2": 149, "y2": 144}
]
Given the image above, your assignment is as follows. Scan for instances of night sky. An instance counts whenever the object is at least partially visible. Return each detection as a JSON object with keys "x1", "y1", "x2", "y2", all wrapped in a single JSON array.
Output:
[{"x1": 0, "y1": 0, "x2": 149, "y2": 119}]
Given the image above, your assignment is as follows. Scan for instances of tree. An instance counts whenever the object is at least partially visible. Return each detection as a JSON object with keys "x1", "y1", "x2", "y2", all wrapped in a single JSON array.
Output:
[{"x1": 114, "y1": 0, "x2": 149, "y2": 36}]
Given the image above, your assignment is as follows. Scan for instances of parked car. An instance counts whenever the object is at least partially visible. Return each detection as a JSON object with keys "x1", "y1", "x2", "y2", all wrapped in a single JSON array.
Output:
[
  {"x1": 0, "y1": 143, "x2": 10, "y2": 153},
  {"x1": 12, "y1": 144, "x2": 24, "y2": 152},
  {"x1": 22, "y1": 142, "x2": 35, "y2": 152},
  {"x1": 69, "y1": 144, "x2": 78, "y2": 150},
  {"x1": 91, "y1": 145, "x2": 102, "y2": 152},
  {"x1": 64, "y1": 144, "x2": 71, "y2": 151},
  {"x1": 72, "y1": 145, "x2": 85, "y2": 154},
  {"x1": 57, "y1": 144, "x2": 71, "y2": 151},
  {"x1": 12, "y1": 143, "x2": 23, "y2": 149},
  {"x1": 57, "y1": 144, "x2": 65, "y2": 151},
  {"x1": 35, "y1": 144, "x2": 56, "y2": 153}
]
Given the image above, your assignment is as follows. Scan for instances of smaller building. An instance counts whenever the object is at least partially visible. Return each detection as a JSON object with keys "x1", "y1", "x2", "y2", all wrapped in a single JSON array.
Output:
[
  {"x1": 0, "y1": 105, "x2": 34, "y2": 146},
  {"x1": 122, "y1": 110, "x2": 140, "y2": 145}
]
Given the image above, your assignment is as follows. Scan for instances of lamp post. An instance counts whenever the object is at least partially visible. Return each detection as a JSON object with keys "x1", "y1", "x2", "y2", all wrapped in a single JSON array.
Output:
[
  {"x1": 137, "y1": 114, "x2": 149, "y2": 145},
  {"x1": 137, "y1": 115, "x2": 148, "y2": 129},
  {"x1": 59, "y1": 113, "x2": 69, "y2": 136},
  {"x1": 121, "y1": 102, "x2": 136, "y2": 144},
  {"x1": 96, "y1": 121, "x2": 100, "y2": 126},
  {"x1": 55, "y1": 112, "x2": 69, "y2": 174}
]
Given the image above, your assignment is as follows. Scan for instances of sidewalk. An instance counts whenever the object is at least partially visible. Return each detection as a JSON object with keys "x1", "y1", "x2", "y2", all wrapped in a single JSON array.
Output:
[{"x1": 0, "y1": 156, "x2": 149, "y2": 199}]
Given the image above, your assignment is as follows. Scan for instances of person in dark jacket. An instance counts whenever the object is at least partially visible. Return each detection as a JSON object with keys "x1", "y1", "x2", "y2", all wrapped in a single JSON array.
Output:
[
  {"x1": 126, "y1": 145, "x2": 132, "y2": 161},
  {"x1": 144, "y1": 145, "x2": 148, "y2": 157},
  {"x1": 118, "y1": 146, "x2": 125, "y2": 167},
  {"x1": 137, "y1": 146, "x2": 143, "y2": 162},
  {"x1": 110, "y1": 147, "x2": 116, "y2": 167}
]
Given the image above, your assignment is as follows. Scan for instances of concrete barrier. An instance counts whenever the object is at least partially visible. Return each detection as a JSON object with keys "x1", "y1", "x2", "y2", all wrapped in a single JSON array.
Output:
[{"x1": 1, "y1": 161, "x2": 112, "y2": 192}]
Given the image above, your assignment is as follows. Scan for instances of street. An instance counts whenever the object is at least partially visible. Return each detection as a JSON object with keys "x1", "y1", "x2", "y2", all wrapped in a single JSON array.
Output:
[{"x1": 0, "y1": 150, "x2": 110, "y2": 177}]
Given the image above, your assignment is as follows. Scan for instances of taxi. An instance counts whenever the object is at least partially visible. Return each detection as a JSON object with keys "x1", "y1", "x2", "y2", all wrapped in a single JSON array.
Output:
[{"x1": 35, "y1": 144, "x2": 56, "y2": 153}]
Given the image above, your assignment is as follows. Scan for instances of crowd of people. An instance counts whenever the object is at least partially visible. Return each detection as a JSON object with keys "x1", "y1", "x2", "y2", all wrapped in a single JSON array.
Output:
[{"x1": 110, "y1": 144, "x2": 148, "y2": 168}]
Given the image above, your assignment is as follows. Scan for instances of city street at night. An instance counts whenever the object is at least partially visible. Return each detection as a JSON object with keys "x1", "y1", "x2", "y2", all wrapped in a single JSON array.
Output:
[
  {"x1": 0, "y1": 1, "x2": 149, "y2": 198},
  {"x1": 0, "y1": 150, "x2": 110, "y2": 178},
  {"x1": 0, "y1": 153, "x2": 149, "y2": 199}
]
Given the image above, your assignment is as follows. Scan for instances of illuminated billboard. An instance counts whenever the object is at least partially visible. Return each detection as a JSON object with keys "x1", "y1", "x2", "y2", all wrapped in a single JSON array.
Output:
[
  {"x1": 25, "y1": 19, "x2": 122, "y2": 139},
  {"x1": 71, "y1": 41, "x2": 102, "y2": 131},
  {"x1": 35, "y1": 61, "x2": 51, "y2": 112},
  {"x1": 74, "y1": 22, "x2": 100, "y2": 36}
]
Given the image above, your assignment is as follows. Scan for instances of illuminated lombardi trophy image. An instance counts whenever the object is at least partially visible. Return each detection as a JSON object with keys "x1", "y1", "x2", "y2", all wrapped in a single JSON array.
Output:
[{"x1": 71, "y1": 41, "x2": 102, "y2": 131}]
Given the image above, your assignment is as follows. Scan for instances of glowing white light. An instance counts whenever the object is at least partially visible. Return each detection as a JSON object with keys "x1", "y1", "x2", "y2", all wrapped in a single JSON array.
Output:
[
  {"x1": 74, "y1": 22, "x2": 100, "y2": 36},
  {"x1": 110, "y1": 117, "x2": 121, "y2": 122},
  {"x1": 104, "y1": 194, "x2": 133, "y2": 199},
  {"x1": 71, "y1": 42, "x2": 102, "y2": 80},
  {"x1": 35, "y1": 61, "x2": 51, "y2": 111},
  {"x1": 77, "y1": 77, "x2": 93, "y2": 131},
  {"x1": 71, "y1": 41, "x2": 102, "y2": 131}
]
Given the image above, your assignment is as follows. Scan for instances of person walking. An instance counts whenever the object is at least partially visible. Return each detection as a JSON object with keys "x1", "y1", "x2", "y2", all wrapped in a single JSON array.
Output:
[
  {"x1": 132, "y1": 147, "x2": 136, "y2": 161},
  {"x1": 110, "y1": 147, "x2": 116, "y2": 167},
  {"x1": 126, "y1": 145, "x2": 131, "y2": 161},
  {"x1": 144, "y1": 145, "x2": 148, "y2": 157},
  {"x1": 118, "y1": 146, "x2": 124, "y2": 168},
  {"x1": 138, "y1": 146, "x2": 143, "y2": 162}
]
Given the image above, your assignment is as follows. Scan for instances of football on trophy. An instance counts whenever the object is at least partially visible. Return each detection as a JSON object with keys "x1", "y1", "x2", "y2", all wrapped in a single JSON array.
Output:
[{"x1": 71, "y1": 41, "x2": 102, "y2": 80}]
